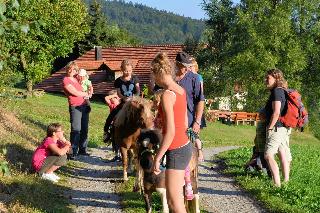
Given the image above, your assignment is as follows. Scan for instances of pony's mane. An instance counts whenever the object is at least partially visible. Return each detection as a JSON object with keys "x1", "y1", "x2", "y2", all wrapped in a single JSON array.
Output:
[{"x1": 114, "y1": 96, "x2": 153, "y2": 128}]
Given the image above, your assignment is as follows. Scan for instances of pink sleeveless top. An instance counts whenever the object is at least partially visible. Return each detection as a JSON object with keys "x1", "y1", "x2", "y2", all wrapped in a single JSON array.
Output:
[{"x1": 158, "y1": 89, "x2": 189, "y2": 150}]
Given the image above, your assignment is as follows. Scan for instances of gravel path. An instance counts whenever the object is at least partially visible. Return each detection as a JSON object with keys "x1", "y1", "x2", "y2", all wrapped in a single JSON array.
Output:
[
  {"x1": 65, "y1": 147, "x2": 123, "y2": 213},
  {"x1": 65, "y1": 146, "x2": 267, "y2": 213},
  {"x1": 200, "y1": 147, "x2": 267, "y2": 213}
]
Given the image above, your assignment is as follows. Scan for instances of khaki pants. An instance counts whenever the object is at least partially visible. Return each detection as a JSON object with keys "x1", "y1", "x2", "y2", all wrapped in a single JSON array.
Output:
[
  {"x1": 39, "y1": 155, "x2": 67, "y2": 175},
  {"x1": 265, "y1": 127, "x2": 292, "y2": 161}
]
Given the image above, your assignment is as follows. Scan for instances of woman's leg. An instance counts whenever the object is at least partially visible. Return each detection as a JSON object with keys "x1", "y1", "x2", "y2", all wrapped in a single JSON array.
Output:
[
  {"x1": 79, "y1": 105, "x2": 90, "y2": 154},
  {"x1": 166, "y1": 169, "x2": 186, "y2": 213},
  {"x1": 278, "y1": 147, "x2": 290, "y2": 182},
  {"x1": 265, "y1": 154, "x2": 281, "y2": 186},
  {"x1": 46, "y1": 165, "x2": 61, "y2": 173},
  {"x1": 39, "y1": 155, "x2": 67, "y2": 175},
  {"x1": 69, "y1": 106, "x2": 82, "y2": 155}
]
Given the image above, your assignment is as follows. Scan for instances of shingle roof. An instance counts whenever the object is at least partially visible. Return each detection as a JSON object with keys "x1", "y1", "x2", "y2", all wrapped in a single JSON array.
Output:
[{"x1": 35, "y1": 44, "x2": 184, "y2": 95}]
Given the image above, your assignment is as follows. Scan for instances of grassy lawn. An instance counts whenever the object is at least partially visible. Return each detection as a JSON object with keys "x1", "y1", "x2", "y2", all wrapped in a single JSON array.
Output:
[
  {"x1": 1, "y1": 92, "x2": 319, "y2": 212},
  {"x1": 214, "y1": 126, "x2": 320, "y2": 213},
  {"x1": 0, "y1": 92, "x2": 107, "y2": 212}
]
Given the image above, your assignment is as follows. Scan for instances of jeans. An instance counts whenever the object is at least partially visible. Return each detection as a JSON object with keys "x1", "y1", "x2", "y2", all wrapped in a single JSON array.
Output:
[{"x1": 69, "y1": 104, "x2": 90, "y2": 154}]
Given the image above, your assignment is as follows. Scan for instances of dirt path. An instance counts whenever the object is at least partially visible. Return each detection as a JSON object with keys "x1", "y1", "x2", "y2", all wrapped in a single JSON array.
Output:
[
  {"x1": 199, "y1": 147, "x2": 267, "y2": 213},
  {"x1": 65, "y1": 146, "x2": 267, "y2": 213},
  {"x1": 65, "y1": 147, "x2": 123, "y2": 213}
]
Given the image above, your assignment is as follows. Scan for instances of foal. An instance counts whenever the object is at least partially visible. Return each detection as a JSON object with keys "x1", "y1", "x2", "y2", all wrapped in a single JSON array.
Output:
[
  {"x1": 114, "y1": 97, "x2": 154, "y2": 190},
  {"x1": 137, "y1": 129, "x2": 200, "y2": 213}
]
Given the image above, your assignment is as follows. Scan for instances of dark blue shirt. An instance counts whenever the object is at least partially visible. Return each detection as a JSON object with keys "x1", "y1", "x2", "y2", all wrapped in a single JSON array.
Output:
[
  {"x1": 177, "y1": 71, "x2": 205, "y2": 127},
  {"x1": 265, "y1": 87, "x2": 287, "y2": 127},
  {"x1": 114, "y1": 75, "x2": 139, "y2": 97}
]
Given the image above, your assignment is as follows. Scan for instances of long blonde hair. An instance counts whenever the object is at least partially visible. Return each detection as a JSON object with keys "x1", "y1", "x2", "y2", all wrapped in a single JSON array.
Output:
[
  {"x1": 267, "y1": 68, "x2": 288, "y2": 89},
  {"x1": 151, "y1": 52, "x2": 174, "y2": 77}
]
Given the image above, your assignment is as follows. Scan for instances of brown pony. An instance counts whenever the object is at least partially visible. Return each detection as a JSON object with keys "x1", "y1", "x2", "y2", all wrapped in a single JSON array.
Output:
[
  {"x1": 114, "y1": 96, "x2": 154, "y2": 189},
  {"x1": 137, "y1": 129, "x2": 200, "y2": 213}
]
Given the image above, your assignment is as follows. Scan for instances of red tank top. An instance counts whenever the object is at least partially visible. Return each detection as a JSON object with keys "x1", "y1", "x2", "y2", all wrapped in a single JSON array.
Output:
[{"x1": 158, "y1": 89, "x2": 189, "y2": 150}]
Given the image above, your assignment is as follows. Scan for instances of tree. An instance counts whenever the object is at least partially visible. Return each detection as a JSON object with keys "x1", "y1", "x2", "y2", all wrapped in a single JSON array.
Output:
[
  {"x1": 199, "y1": 0, "x2": 236, "y2": 97},
  {"x1": 202, "y1": 0, "x2": 308, "y2": 110},
  {"x1": 4, "y1": 0, "x2": 89, "y2": 92},
  {"x1": 77, "y1": 0, "x2": 139, "y2": 54}
]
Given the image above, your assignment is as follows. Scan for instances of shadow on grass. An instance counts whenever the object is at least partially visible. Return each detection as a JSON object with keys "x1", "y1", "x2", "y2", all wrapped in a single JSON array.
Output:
[
  {"x1": 23, "y1": 117, "x2": 47, "y2": 132},
  {"x1": 2, "y1": 175, "x2": 73, "y2": 212},
  {"x1": 3, "y1": 143, "x2": 34, "y2": 173}
]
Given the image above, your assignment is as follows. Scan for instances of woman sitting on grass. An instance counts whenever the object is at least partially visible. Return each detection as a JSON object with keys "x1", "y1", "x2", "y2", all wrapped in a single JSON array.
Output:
[{"x1": 32, "y1": 123, "x2": 71, "y2": 183}]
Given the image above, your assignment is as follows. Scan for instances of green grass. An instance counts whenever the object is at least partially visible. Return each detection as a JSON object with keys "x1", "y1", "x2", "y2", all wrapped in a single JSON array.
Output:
[
  {"x1": 217, "y1": 140, "x2": 320, "y2": 212},
  {"x1": 200, "y1": 122, "x2": 256, "y2": 147},
  {"x1": 2, "y1": 92, "x2": 108, "y2": 148},
  {"x1": 116, "y1": 177, "x2": 162, "y2": 213},
  {"x1": 0, "y1": 92, "x2": 108, "y2": 212},
  {"x1": 1, "y1": 91, "x2": 320, "y2": 212}
]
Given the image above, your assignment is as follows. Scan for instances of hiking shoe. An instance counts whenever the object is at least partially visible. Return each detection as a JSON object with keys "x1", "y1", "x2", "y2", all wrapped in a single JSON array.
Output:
[
  {"x1": 41, "y1": 173, "x2": 58, "y2": 183},
  {"x1": 185, "y1": 184, "x2": 194, "y2": 200}
]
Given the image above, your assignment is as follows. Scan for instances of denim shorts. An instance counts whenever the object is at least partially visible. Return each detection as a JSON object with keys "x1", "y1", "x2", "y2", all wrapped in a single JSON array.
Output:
[{"x1": 165, "y1": 142, "x2": 192, "y2": 170}]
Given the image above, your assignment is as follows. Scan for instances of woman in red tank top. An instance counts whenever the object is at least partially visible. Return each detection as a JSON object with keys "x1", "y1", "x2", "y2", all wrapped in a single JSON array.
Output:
[{"x1": 152, "y1": 52, "x2": 191, "y2": 213}]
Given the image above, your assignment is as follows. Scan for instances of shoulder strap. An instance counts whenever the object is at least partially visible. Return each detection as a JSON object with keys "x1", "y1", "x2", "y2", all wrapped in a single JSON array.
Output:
[{"x1": 165, "y1": 89, "x2": 176, "y2": 97}]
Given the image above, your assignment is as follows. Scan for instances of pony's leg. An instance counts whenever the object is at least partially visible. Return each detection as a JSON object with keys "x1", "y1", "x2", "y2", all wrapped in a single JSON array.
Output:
[
  {"x1": 156, "y1": 188, "x2": 169, "y2": 213},
  {"x1": 133, "y1": 151, "x2": 142, "y2": 192},
  {"x1": 120, "y1": 147, "x2": 128, "y2": 181},
  {"x1": 128, "y1": 149, "x2": 135, "y2": 173},
  {"x1": 194, "y1": 194, "x2": 200, "y2": 213},
  {"x1": 133, "y1": 166, "x2": 142, "y2": 192},
  {"x1": 143, "y1": 191, "x2": 152, "y2": 213}
]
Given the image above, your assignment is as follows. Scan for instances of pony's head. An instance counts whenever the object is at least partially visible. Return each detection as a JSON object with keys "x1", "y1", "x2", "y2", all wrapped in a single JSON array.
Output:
[
  {"x1": 137, "y1": 129, "x2": 162, "y2": 171},
  {"x1": 114, "y1": 96, "x2": 154, "y2": 129}
]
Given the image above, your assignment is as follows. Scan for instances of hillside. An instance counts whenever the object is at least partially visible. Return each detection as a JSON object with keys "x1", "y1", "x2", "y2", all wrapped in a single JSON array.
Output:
[{"x1": 83, "y1": 0, "x2": 205, "y2": 44}]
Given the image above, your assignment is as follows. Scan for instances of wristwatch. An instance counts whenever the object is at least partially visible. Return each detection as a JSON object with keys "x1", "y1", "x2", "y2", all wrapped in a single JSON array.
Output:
[{"x1": 195, "y1": 120, "x2": 201, "y2": 125}]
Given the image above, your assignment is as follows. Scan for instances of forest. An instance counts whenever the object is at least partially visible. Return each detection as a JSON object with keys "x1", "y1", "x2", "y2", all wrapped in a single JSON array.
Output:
[{"x1": 83, "y1": 0, "x2": 205, "y2": 44}]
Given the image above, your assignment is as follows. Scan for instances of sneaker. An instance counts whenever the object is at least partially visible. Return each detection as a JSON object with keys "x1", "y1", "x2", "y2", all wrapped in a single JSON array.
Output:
[
  {"x1": 185, "y1": 183, "x2": 194, "y2": 200},
  {"x1": 51, "y1": 172, "x2": 61, "y2": 180},
  {"x1": 41, "y1": 173, "x2": 58, "y2": 183}
]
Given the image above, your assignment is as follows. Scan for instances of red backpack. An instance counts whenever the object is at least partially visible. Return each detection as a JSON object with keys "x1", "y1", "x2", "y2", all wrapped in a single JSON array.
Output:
[{"x1": 279, "y1": 89, "x2": 308, "y2": 128}]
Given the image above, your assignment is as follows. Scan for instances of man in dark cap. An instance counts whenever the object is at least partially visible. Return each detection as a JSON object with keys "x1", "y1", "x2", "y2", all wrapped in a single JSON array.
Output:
[{"x1": 175, "y1": 52, "x2": 205, "y2": 162}]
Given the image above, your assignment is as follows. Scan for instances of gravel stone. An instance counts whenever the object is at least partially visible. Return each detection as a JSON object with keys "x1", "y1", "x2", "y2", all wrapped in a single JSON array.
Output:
[
  {"x1": 200, "y1": 147, "x2": 267, "y2": 213},
  {"x1": 66, "y1": 147, "x2": 123, "y2": 213}
]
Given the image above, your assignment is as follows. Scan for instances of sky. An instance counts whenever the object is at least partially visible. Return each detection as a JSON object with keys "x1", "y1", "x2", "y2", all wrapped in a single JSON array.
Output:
[{"x1": 123, "y1": 0, "x2": 241, "y2": 20}]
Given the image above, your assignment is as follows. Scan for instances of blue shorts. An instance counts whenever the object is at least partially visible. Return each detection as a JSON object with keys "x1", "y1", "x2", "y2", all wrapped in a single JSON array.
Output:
[{"x1": 165, "y1": 142, "x2": 192, "y2": 170}]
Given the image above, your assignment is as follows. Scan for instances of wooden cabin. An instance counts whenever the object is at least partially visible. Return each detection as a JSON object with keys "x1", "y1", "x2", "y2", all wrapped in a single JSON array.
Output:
[{"x1": 35, "y1": 44, "x2": 184, "y2": 95}]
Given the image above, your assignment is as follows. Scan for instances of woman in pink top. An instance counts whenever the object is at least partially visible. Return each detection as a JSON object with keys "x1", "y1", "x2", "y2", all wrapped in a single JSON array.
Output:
[
  {"x1": 63, "y1": 61, "x2": 90, "y2": 159},
  {"x1": 152, "y1": 52, "x2": 191, "y2": 213},
  {"x1": 32, "y1": 123, "x2": 71, "y2": 183}
]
